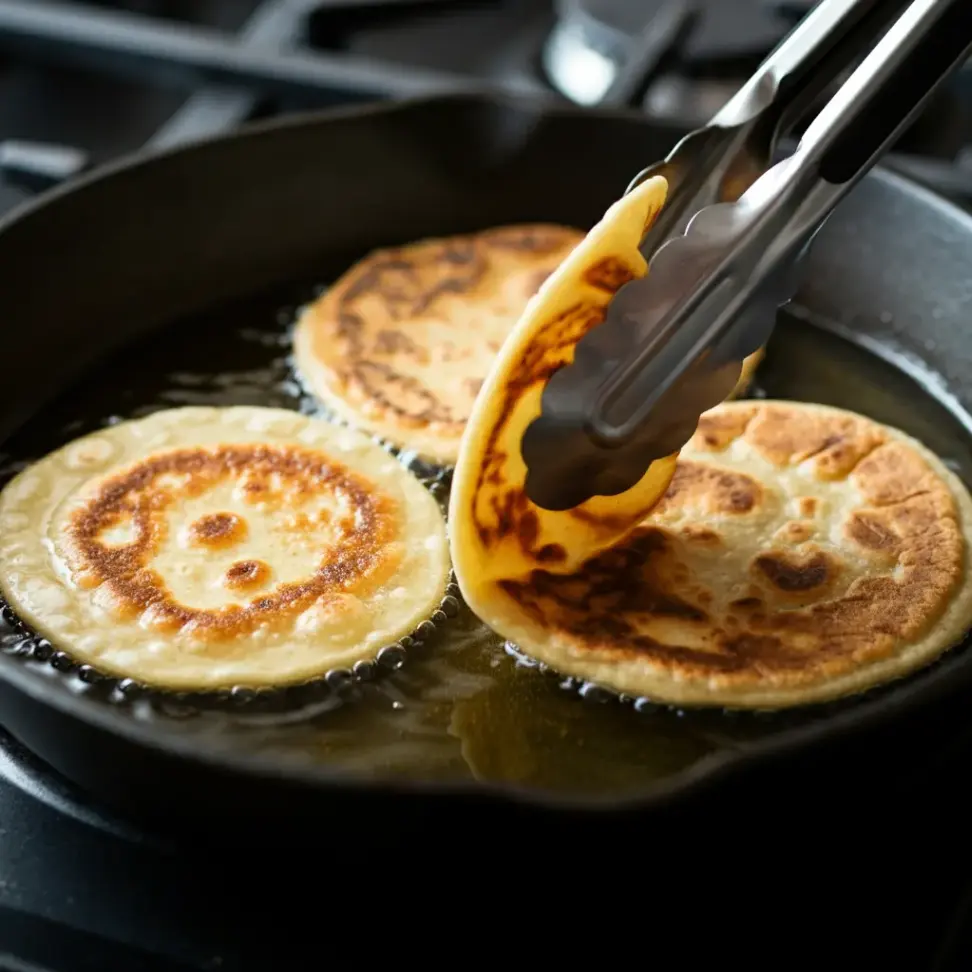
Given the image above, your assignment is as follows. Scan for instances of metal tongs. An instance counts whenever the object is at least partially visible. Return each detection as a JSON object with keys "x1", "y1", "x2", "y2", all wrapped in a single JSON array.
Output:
[{"x1": 522, "y1": 0, "x2": 972, "y2": 511}]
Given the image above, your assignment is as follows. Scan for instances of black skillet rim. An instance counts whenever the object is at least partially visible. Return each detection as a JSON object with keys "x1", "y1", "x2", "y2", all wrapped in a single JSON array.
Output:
[{"x1": 0, "y1": 91, "x2": 970, "y2": 813}]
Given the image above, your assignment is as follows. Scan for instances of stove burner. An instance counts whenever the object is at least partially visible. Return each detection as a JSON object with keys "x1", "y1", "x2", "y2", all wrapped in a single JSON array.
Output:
[
  {"x1": 542, "y1": 0, "x2": 789, "y2": 107},
  {"x1": 542, "y1": 20, "x2": 614, "y2": 105}
]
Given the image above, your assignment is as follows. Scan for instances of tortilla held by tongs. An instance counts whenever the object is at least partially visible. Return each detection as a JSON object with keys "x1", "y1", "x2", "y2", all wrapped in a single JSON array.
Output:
[{"x1": 449, "y1": 177, "x2": 680, "y2": 595}]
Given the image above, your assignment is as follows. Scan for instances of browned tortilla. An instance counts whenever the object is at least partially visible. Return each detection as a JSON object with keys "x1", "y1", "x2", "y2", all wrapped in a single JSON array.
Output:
[
  {"x1": 293, "y1": 225, "x2": 583, "y2": 465},
  {"x1": 469, "y1": 400, "x2": 972, "y2": 708}
]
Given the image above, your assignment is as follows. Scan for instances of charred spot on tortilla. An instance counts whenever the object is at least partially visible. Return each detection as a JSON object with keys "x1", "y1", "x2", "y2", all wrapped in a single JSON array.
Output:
[
  {"x1": 0, "y1": 406, "x2": 451, "y2": 692},
  {"x1": 293, "y1": 224, "x2": 583, "y2": 467},
  {"x1": 465, "y1": 399, "x2": 972, "y2": 710}
]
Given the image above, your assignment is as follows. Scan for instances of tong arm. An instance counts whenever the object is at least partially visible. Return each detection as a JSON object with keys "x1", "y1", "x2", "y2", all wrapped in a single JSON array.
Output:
[
  {"x1": 522, "y1": 0, "x2": 972, "y2": 511},
  {"x1": 598, "y1": 0, "x2": 972, "y2": 443},
  {"x1": 629, "y1": 0, "x2": 908, "y2": 261}
]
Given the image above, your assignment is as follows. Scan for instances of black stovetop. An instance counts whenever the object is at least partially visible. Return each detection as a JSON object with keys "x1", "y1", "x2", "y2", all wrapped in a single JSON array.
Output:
[{"x1": 3, "y1": 2, "x2": 972, "y2": 968}]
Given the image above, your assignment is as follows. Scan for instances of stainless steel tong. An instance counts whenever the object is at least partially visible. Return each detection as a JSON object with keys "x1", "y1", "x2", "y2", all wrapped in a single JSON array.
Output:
[{"x1": 522, "y1": 0, "x2": 972, "y2": 511}]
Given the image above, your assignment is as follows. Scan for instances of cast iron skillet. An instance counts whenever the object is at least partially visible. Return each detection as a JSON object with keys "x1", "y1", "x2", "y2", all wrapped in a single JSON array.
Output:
[{"x1": 1, "y1": 92, "x2": 972, "y2": 844}]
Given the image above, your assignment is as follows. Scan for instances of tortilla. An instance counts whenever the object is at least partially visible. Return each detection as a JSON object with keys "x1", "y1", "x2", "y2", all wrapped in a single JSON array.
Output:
[
  {"x1": 0, "y1": 406, "x2": 450, "y2": 691},
  {"x1": 458, "y1": 400, "x2": 972, "y2": 709},
  {"x1": 449, "y1": 176, "x2": 682, "y2": 598},
  {"x1": 293, "y1": 224, "x2": 583, "y2": 466}
]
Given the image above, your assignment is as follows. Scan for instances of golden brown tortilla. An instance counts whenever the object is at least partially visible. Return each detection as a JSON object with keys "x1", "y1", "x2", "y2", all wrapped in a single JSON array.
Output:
[
  {"x1": 293, "y1": 224, "x2": 583, "y2": 466},
  {"x1": 458, "y1": 400, "x2": 972, "y2": 709},
  {"x1": 0, "y1": 406, "x2": 450, "y2": 690}
]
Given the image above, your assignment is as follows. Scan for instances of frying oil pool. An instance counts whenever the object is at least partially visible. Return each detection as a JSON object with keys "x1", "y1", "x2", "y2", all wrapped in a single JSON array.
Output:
[{"x1": 2, "y1": 285, "x2": 971, "y2": 799}]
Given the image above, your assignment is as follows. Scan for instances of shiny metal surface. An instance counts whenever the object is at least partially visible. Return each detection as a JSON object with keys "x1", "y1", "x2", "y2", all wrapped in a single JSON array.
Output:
[{"x1": 523, "y1": 0, "x2": 972, "y2": 509}]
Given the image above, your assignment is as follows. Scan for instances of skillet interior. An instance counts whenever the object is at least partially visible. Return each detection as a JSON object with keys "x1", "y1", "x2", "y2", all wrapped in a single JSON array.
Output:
[{"x1": 2, "y1": 93, "x2": 972, "y2": 831}]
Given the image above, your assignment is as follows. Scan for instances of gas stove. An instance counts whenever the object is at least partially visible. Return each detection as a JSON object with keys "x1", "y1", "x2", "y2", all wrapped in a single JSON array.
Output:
[{"x1": 2, "y1": 2, "x2": 972, "y2": 968}]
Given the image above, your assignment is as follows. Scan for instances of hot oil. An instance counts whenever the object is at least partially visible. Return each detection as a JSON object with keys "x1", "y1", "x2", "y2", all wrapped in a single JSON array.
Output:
[{"x1": 2, "y1": 290, "x2": 971, "y2": 799}]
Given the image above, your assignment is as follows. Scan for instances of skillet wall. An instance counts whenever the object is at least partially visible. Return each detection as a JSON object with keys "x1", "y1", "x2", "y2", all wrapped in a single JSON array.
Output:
[
  {"x1": 0, "y1": 97, "x2": 683, "y2": 444},
  {"x1": 1, "y1": 95, "x2": 972, "y2": 831},
  {"x1": 1, "y1": 95, "x2": 970, "y2": 441}
]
